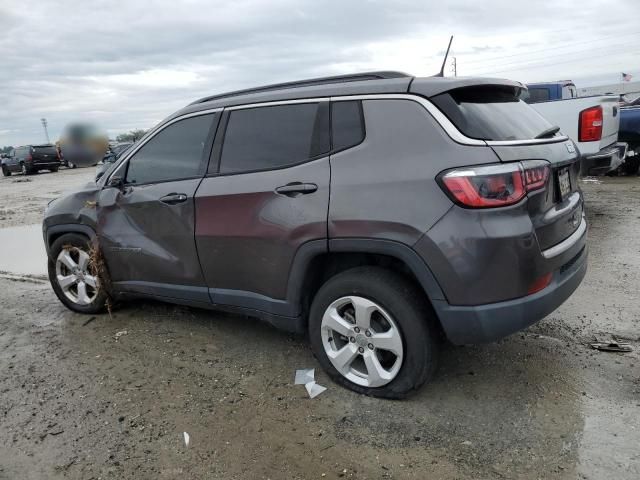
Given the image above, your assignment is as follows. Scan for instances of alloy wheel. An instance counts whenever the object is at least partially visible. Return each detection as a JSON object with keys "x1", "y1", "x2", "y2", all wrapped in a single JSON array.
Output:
[
  {"x1": 55, "y1": 247, "x2": 99, "y2": 305},
  {"x1": 321, "y1": 296, "x2": 404, "y2": 387}
]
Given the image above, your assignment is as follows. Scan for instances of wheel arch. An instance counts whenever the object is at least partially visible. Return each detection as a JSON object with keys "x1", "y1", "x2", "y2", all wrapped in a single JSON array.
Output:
[
  {"x1": 288, "y1": 238, "x2": 447, "y2": 326},
  {"x1": 45, "y1": 224, "x2": 97, "y2": 257}
]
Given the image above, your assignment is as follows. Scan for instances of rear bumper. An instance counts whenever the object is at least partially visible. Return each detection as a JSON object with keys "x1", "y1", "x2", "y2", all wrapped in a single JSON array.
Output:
[
  {"x1": 433, "y1": 225, "x2": 588, "y2": 345},
  {"x1": 581, "y1": 142, "x2": 627, "y2": 175}
]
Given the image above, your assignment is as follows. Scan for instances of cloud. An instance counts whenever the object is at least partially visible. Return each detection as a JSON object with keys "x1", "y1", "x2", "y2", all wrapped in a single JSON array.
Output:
[{"x1": 0, "y1": 0, "x2": 638, "y2": 146}]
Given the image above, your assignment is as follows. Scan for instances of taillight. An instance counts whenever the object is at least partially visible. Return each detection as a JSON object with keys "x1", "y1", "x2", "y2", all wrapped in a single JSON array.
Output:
[
  {"x1": 439, "y1": 160, "x2": 550, "y2": 208},
  {"x1": 578, "y1": 106, "x2": 603, "y2": 142},
  {"x1": 528, "y1": 272, "x2": 553, "y2": 295},
  {"x1": 25, "y1": 154, "x2": 32, "y2": 161}
]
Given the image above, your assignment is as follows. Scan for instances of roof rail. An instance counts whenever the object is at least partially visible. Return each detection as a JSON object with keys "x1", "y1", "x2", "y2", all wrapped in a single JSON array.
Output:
[{"x1": 189, "y1": 71, "x2": 412, "y2": 105}]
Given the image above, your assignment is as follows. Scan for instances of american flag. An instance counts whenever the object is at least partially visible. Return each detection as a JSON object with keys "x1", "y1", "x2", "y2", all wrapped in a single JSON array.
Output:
[{"x1": 622, "y1": 72, "x2": 633, "y2": 82}]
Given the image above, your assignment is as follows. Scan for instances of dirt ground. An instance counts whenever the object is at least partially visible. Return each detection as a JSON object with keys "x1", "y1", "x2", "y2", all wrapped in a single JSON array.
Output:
[{"x1": 0, "y1": 168, "x2": 638, "y2": 479}]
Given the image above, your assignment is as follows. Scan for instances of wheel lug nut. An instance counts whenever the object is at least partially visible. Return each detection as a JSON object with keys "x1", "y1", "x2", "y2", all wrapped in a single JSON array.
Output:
[
  {"x1": 354, "y1": 327, "x2": 360, "y2": 333},
  {"x1": 358, "y1": 347, "x2": 364, "y2": 353},
  {"x1": 365, "y1": 330, "x2": 371, "y2": 337},
  {"x1": 368, "y1": 343, "x2": 374, "y2": 350},
  {"x1": 349, "y1": 337, "x2": 355, "y2": 343}
]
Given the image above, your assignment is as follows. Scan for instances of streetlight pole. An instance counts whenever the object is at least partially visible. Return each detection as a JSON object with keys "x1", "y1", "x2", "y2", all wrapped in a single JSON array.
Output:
[{"x1": 41, "y1": 118, "x2": 51, "y2": 144}]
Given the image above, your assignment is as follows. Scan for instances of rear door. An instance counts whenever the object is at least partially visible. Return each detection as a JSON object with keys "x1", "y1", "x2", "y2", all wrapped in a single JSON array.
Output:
[
  {"x1": 195, "y1": 101, "x2": 330, "y2": 315},
  {"x1": 97, "y1": 112, "x2": 219, "y2": 301}
]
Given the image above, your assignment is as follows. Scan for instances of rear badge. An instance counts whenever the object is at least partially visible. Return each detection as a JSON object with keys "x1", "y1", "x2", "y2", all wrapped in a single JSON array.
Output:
[{"x1": 566, "y1": 142, "x2": 576, "y2": 154}]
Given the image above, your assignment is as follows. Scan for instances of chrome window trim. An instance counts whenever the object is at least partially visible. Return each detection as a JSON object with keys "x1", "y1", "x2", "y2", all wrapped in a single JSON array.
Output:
[
  {"x1": 106, "y1": 92, "x2": 571, "y2": 185},
  {"x1": 226, "y1": 98, "x2": 328, "y2": 111},
  {"x1": 330, "y1": 94, "x2": 569, "y2": 146},
  {"x1": 541, "y1": 216, "x2": 587, "y2": 259},
  {"x1": 106, "y1": 108, "x2": 223, "y2": 183}
]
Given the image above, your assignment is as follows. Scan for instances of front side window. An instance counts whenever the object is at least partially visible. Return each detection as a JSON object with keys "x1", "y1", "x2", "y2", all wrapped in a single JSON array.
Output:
[
  {"x1": 125, "y1": 114, "x2": 214, "y2": 185},
  {"x1": 219, "y1": 103, "x2": 329, "y2": 174}
]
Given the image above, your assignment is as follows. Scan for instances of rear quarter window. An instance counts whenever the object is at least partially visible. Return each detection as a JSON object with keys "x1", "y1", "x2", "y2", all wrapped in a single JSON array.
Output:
[{"x1": 431, "y1": 85, "x2": 553, "y2": 141}]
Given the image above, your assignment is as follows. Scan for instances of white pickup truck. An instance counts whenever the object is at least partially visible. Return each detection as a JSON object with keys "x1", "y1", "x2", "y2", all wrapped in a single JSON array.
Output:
[{"x1": 521, "y1": 81, "x2": 627, "y2": 175}]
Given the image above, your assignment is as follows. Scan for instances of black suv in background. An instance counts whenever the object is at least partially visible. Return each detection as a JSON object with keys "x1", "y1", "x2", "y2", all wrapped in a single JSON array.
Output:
[{"x1": 2, "y1": 144, "x2": 61, "y2": 176}]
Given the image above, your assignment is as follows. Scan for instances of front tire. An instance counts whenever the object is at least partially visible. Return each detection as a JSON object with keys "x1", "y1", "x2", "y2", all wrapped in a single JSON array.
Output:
[
  {"x1": 309, "y1": 267, "x2": 439, "y2": 399},
  {"x1": 1, "y1": 165, "x2": 10, "y2": 177},
  {"x1": 48, "y1": 233, "x2": 108, "y2": 314}
]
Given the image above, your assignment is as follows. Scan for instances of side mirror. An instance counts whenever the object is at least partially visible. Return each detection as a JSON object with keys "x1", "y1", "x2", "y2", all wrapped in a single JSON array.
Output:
[{"x1": 107, "y1": 175, "x2": 124, "y2": 190}]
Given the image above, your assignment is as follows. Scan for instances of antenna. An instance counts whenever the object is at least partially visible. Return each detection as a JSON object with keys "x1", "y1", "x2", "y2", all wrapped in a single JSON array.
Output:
[{"x1": 436, "y1": 35, "x2": 454, "y2": 77}]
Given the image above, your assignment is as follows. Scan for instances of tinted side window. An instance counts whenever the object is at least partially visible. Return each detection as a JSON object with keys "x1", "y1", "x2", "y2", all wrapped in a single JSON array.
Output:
[
  {"x1": 220, "y1": 103, "x2": 329, "y2": 174},
  {"x1": 126, "y1": 114, "x2": 214, "y2": 185},
  {"x1": 331, "y1": 101, "x2": 365, "y2": 151}
]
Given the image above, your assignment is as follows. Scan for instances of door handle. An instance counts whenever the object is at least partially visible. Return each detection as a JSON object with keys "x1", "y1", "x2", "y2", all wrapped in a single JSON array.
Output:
[
  {"x1": 275, "y1": 182, "x2": 318, "y2": 197},
  {"x1": 160, "y1": 193, "x2": 188, "y2": 205}
]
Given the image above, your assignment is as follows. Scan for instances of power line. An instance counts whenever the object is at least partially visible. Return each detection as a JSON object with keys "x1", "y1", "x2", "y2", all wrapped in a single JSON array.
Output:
[
  {"x1": 472, "y1": 49, "x2": 640, "y2": 76},
  {"x1": 464, "y1": 40, "x2": 640, "y2": 73},
  {"x1": 459, "y1": 31, "x2": 640, "y2": 67}
]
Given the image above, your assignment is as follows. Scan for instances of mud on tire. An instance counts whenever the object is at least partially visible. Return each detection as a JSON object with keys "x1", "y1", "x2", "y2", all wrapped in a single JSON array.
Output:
[{"x1": 48, "y1": 233, "x2": 109, "y2": 314}]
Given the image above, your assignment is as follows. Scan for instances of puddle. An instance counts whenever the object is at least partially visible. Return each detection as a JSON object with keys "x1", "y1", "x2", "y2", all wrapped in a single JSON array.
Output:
[{"x1": 0, "y1": 224, "x2": 47, "y2": 277}]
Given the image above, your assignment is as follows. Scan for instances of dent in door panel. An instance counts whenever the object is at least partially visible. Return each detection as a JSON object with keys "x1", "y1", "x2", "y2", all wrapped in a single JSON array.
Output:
[{"x1": 97, "y1": 180, "x2": 205, "y2": 285}]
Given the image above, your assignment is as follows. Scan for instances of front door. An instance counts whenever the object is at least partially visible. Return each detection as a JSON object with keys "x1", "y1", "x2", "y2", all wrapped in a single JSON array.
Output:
[
  {"x1": 195, "y1": 101, "x2": 330, "y2": 315},
  {"x1": 97, "y1": 112, "x2": 219, "y2": 302}
]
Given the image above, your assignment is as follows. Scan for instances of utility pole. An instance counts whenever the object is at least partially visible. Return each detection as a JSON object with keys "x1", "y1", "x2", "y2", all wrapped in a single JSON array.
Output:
[
  {"x1": 451, "y1": 56, "x2": 457, "y2": 77},
  {"x1": 40, "y1": 118, "x2": 51, "y2": 144}
]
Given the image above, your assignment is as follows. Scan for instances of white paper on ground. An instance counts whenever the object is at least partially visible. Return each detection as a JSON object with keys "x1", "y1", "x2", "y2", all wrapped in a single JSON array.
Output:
[
  {"x1": 183, "y1": 431, "x2": 190, "y2": 447},
  {"x1": 305, "y1": 381, "x2": 327, "y2": 399},
  {"x1": 294, "y1": 368, "x2": 315, "y2": 385}
]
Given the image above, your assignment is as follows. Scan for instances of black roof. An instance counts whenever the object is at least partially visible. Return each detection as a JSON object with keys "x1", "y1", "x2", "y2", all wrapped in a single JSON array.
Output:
[
  {"x1": 166, "y1": 73, "x2": 523, "y2": 124},
  {"x1": 189, "y1": 71, "x2": 411, "y2": 105}
]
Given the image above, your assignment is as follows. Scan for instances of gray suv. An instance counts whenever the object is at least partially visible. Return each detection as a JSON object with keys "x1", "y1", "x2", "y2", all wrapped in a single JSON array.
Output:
[{"x1": 43, "y1": 72, "x2": 587, "y2": 398}]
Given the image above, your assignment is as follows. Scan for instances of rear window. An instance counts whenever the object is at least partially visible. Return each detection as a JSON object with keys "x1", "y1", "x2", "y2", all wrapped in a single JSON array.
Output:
[
  {"x1": 331, "y1": 100, "x2": 365, "y2": 151},
  {"x1": 521, "y1": 88, "x2": 551, "y2": 103},
  {"x1": 431, "y1": 85, "x2": 553, "y2": 141},
  {"x1": 32, "y1": 146, "x2": 57, "y2": 155}
]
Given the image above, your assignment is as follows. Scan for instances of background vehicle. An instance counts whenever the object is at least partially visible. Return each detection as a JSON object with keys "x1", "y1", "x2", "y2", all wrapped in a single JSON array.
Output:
[
  {"x1": 43, "y1": 72, "x2": 587, "y2": 398},
  {"x1": 619, "y1": 102, "x2": 640, "y2": 174},
  {"x1": 96, "y1": 142, "x2": 133, "y2": 180},
  {"x1": 2, "y1": 144, "x2": 61, "y2": 176},
  {"x1": 522, "y1": 81, "x2": 626, "y2": 175}
]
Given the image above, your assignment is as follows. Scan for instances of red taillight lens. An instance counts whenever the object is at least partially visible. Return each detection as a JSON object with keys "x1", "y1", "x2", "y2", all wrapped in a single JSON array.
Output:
[
  {"x1": 527, "y1": 272, "x2": 553, "y2": 295},
  {"x1": 25, "y1": 154, "x2": 32, "y2": 161},
  {"x1": 440, "y1": 161, "x2": 550, "y2": 209},
  {"x1": 579, "y1": 106, "x2": 603, "y2": 142}
]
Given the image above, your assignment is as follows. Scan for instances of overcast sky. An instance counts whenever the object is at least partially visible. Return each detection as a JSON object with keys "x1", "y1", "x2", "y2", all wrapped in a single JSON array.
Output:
[{"x1": 1, "y1": 0, "x2": 638, "y2": 146}]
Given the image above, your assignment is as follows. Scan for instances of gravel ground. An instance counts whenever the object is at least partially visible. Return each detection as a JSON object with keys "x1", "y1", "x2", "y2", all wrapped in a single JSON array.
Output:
[{"x1": 0, "y1": 168, "x2": 638, "y2": 479}]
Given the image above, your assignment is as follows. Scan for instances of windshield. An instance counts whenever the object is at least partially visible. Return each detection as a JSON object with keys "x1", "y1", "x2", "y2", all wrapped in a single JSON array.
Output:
[{"x1": 431, "y1": 85, "x2": 554, "y2": 141}]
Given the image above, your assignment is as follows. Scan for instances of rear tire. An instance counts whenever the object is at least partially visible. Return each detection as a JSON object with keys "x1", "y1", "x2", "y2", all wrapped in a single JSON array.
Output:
[
  {"x1": 623, "y1": 149, "x2": 640, "y2": 176},
  {"x1": 48, "y1": 233, "x2": 108, "y2": 314},
  {"x1": 309, "y1": 266, "x2": 439, "y2": 399},
  {"x1": 50, "y1": 166, "x2": 59, "y2": 173},
  {"x1": 1, "y1": 165, "x2": 10, "y2": 177}
]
